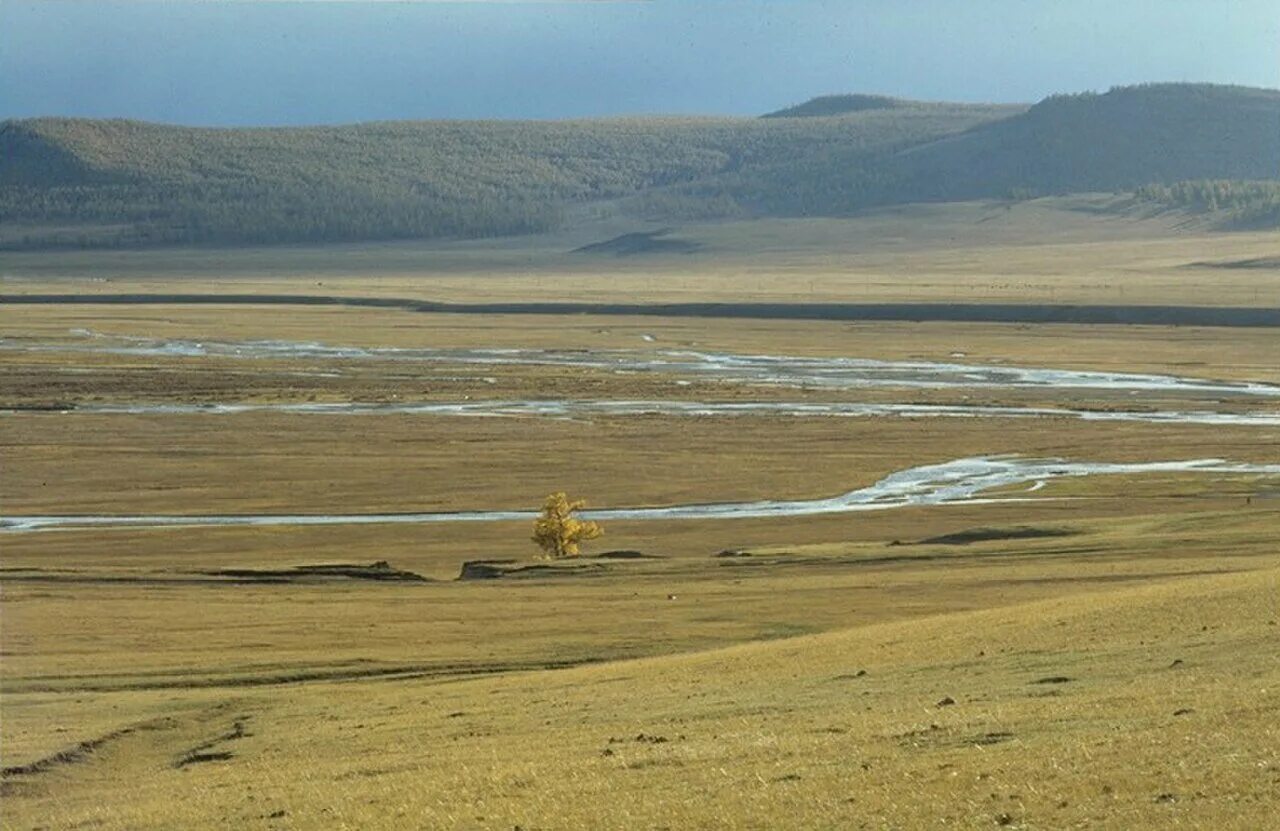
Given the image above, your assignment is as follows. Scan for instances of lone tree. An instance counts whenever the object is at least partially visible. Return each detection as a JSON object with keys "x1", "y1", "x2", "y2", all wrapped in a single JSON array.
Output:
[{"x1": 532, "y1": 492, "x2": 603, "y2": 559}]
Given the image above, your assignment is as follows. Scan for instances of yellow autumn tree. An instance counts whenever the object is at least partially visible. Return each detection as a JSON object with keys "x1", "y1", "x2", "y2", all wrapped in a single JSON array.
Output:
[{"x1": 531, "y1": 492, "x2": 603, "y2": 559}]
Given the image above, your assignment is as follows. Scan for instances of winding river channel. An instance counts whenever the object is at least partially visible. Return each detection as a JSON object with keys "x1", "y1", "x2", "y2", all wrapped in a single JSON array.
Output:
[
  {"x1": 6, "y1": 333, "x2": 1280, "y2": 397},
  {"x1": 5, "y1": 456, "x2": 1278, "y2": 534},
  {"x1": 6, "y1": 334, "x2": 1280, "y2": 427},
  {"x1": 10, "y1": 398, "x2": 1279, "y2": 426},
  {"x1": 5, "y1": 336, "x2": 1278, "y2": 533}
]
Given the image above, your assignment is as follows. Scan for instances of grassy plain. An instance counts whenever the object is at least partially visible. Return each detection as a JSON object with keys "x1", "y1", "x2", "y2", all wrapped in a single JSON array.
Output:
[
  {"x1": 4, "y1": 197, "x2": 1280, "y2": 307},
  {"x1": 2, "y1": 202, "x2": 1280, "y2": 828}
]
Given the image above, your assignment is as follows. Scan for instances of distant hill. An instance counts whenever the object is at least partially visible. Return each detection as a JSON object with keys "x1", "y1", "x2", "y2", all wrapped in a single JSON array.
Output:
[
  {"x1": 661, "y1": 84, "x2": 1280, "y2": 219},
  {"x1": 761, "y1": 94, "x2": 903, "y2": 118},
  {"x1": 2, "y1": 83, "x2": 1277, "y2": 249},
  {"x1": 876, "y1": 83, "x2": 1280, "y2": 200},
  {"x1": 0, "y1": 104, "x2": 1011, "y2": 248}
]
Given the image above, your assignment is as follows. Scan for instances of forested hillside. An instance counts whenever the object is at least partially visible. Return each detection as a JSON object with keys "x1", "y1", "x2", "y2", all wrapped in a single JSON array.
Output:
[
  {"x1": 2, "y1": 83, "x2": 1277, "y2": 249},
  {"x1": 0, "y1": 104, "x2": 1011, "y2": 248},
  {"x1": 1133, "y1": 179, "x2": 1280, "y2": 228},
  {"x1": 656, "y1": 84, "x2": 1280, "y2": 218}
]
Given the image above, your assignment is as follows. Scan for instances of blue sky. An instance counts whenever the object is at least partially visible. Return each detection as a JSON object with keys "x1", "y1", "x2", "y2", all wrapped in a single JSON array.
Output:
[{"x1": 3, "y1": 1, "x2": 1277, "y2": 125}]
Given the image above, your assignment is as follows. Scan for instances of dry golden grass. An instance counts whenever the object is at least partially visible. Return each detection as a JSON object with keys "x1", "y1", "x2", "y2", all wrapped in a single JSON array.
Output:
[
  {"x1": 3, "y1": 411, "x2": 1275, "y2": 552},
  {"x1": 3, "y1": 198, "x2": 1279, "y2": 307},
  {"x1": 4, "y1": 206, "x2": 1280, "y2": 828},
  {"x1": 4, "y1": 546, "x2": 1279, "y2": 829},
  {"x1": 7, "y1": 305, "x2": 1280, "y2": 388}
]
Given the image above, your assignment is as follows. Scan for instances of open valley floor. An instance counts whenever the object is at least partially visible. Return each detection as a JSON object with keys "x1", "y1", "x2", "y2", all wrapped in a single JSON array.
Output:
[{"x1": 3, "y1": 208, "x2": 1280, "y2": 829}]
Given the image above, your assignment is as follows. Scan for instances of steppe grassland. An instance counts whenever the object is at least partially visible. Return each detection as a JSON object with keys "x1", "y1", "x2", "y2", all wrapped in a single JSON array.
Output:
[
  {"x1": 4, "y1": 564, "x2": 1279, "y2": 829},
  {"x1": 5, "y1": 199, "x2": 1280, "y2": 307},
  {"x1": 2, "y1": 207, "x2": 1280, "y2": 828}
]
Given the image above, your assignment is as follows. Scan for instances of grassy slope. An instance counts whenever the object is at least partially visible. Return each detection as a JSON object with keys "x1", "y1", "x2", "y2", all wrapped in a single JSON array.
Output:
[{"x1": 4, "y1": 543, "x2": 1278, "y2": 829}]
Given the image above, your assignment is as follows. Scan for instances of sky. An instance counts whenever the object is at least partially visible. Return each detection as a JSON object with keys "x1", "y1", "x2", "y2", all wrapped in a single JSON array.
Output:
[{"x1": 2, "y1": 1, "x2": 1278, "y2": 126}]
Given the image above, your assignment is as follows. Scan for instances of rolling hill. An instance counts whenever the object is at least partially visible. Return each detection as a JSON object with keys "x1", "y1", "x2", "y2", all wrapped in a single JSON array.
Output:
[
  {"x1": 1, "y1": 83, "x2": 1277, "y2": 249},
  {"x1": 0, "y1": 104, "x2": 1013, "y2": 248},
  {"x1": 669, "y1": 83, "x2": 1280, "y2": 219}
]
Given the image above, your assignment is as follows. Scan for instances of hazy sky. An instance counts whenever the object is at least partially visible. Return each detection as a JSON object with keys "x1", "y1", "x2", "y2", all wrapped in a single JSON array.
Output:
[{"x1": 3, "y1": 1, "x2": 1277, "y2": 125}]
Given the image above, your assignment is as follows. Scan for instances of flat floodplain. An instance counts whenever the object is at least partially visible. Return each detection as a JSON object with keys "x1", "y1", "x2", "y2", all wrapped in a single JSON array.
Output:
[{"x1": 3, "y1": 212, "x2": 1280, "y2": 829}]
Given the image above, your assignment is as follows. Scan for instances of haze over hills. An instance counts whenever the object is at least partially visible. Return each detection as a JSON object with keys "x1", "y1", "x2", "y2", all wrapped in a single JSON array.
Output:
[{"x1": 1, "y1": 83, "x2": 1278, "y2": 250}]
